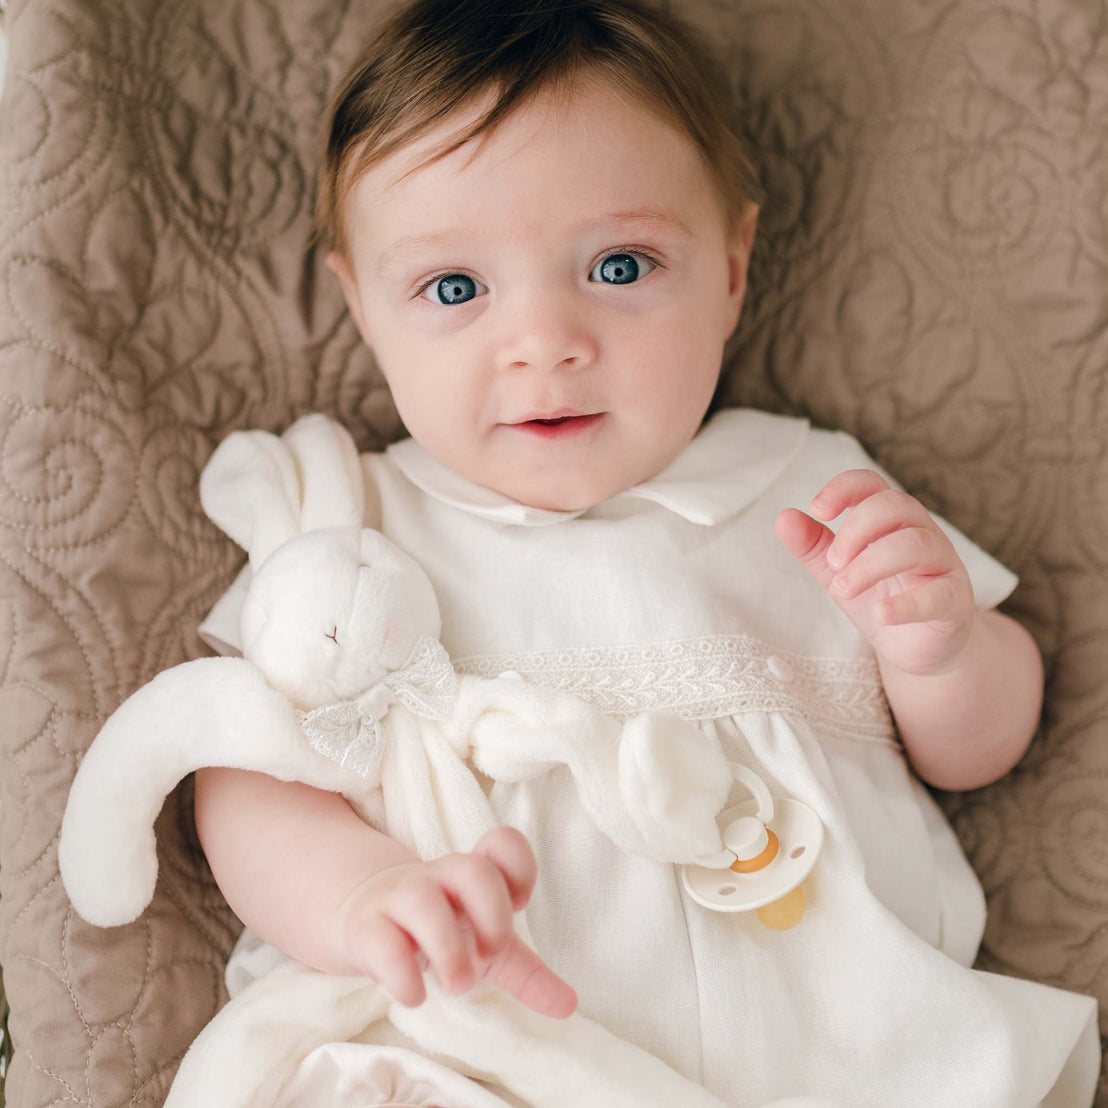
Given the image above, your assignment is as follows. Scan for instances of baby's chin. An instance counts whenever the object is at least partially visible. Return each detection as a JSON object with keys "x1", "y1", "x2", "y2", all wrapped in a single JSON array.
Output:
[
  {"x1": 477, "y1": 441, "x2": 703, "y2": 511},
  {"x1": 488, "y1": 465, "x2": 648, "y2": 513},
  {"x1": 436, "y1": 431, "x2": 696, "y2": 513}
]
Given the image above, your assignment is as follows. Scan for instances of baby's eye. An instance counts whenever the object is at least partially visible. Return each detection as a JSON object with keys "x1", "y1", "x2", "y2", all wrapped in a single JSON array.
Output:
[
  {"x1": 421, "y1": 273, "x2": 486, "y2": 306},
  {"x1": 417, "y1": 250, "x2": 660, "y2": 304},
  {"x1": 589, "y1": 251, "x2": 657, "y2": 286}
]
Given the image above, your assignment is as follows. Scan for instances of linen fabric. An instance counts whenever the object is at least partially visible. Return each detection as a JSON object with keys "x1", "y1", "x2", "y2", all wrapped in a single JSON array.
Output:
[{"x1": 200, "y1": 409, "x2": 1099, "y2": 1106}]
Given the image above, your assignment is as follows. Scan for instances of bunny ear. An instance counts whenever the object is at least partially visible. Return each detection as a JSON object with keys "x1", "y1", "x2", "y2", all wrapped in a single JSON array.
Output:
[
  {"x1": 200, "y1": 429, "x2": 302, "y2": 568},
  {"x1": 280, "y1": 414, "x2": 366, "y2": 531},
  {"x1": 199, "y1": 414, "x2": 366, "y2": 568}
]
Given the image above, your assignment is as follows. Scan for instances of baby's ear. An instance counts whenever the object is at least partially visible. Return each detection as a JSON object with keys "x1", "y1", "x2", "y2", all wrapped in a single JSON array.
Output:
[
  {"x1": 724, "y1": 202, "x2": 761, "y2": 337},
  {"x1": 281, "y1": 414, "x2": 365, "y2": 531},
  {"x1": 326, "y1": 250, "x2": 371, "y2": 345},
  {"x1": 199, "y1": 430, "x2": 301, "y2": 568},
  {"x1": 733, "y1": 202, "x2": 759, "y2": 256}
]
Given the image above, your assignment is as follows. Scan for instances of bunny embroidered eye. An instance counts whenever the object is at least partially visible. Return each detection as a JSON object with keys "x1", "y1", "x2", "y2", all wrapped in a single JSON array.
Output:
[{"x1": 325, "y1": 626, "x2": 339, "y2": 644}]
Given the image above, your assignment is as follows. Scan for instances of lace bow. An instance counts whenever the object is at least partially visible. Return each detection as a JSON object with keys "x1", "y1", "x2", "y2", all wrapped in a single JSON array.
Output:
[{"x1": 295, "y1": 636, "x2": 458, "y2": 777}]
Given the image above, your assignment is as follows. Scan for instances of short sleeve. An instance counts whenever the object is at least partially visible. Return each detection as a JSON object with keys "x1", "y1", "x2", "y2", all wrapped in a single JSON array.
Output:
[
  {"x1": 198, "y1": 562, "x2": 251, "y2": 656},
  {"x1": 828, "y1": 431, "x2": 1018, "y2": 612}
]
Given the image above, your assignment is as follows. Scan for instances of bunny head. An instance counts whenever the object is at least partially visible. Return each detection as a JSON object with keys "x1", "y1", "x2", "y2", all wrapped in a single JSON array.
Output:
[
  {"x1": 201, "y1": 414, "x2": 440, "y2": 710},
  {"x1": 242, "y1": 526, "x2": 439, "y2": 709}
]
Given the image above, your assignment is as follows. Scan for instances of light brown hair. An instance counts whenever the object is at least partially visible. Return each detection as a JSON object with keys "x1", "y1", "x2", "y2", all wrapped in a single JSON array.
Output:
[{"x1": 314, "y1": 0, "x2": 763, "y2": 259}]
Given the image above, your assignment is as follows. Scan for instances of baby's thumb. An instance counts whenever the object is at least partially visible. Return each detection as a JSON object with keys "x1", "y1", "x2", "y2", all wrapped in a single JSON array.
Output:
[
  {"x1": 484, "y1": 935, "x2": 578, "y2": 1019},
  {"x1": 775, "y1": 508, "x2": 836, "y2": 591}
]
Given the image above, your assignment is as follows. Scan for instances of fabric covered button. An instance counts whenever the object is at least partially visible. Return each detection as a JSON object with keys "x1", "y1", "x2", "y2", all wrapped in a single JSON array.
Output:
[{"x1": 766, "y1": 654, "x2": 794, "y2": 683}]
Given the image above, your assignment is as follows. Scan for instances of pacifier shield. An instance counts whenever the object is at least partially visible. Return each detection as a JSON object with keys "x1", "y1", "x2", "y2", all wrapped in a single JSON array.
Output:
[{"x1": 681, "y1": 797, "x2": 823, "y2": 913}]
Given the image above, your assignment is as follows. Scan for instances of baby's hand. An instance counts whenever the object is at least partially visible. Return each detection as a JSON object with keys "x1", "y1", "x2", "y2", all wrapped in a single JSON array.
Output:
[
  {"x1": 336, "y1": 825, "x2": 577, "y2": 1019},
  {"x1": 775, "y1": 469, "x2": 976, "y2": 675}
]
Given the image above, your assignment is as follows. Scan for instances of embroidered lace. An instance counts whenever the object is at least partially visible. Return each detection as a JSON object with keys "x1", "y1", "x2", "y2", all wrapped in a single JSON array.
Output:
[{"x1": 455, "y1": 634, "x2": 896, "y2": 743}]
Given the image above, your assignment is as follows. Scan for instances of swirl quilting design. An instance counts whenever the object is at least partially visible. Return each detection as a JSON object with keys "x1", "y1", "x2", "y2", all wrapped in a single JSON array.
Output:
[{"x1": 0, "y1": 0, "x2": 1105, "y2": 1104}]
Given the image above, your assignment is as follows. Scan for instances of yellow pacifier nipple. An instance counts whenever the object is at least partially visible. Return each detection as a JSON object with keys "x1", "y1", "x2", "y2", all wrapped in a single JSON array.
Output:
[
  {"x1": 726, "y1": 819, "x2": 806, "y2": 929},
  {"x1": 756, "y1": 886, "x2": 807, "y2": 930},
  {"x1": 729, "y1": 824, "x2": 779, "y2": 873}
]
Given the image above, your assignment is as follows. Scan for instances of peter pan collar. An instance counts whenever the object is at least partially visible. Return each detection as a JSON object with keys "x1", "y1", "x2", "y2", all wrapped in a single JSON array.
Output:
[{"x1": 385, "y1": 408, "x2": 810, "y2": 527}]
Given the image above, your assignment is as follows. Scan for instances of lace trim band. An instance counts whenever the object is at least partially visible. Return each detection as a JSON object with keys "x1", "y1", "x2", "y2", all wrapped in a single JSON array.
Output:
[{"x1": 454, "y1": 634, "x2": 897, "y2": 743}]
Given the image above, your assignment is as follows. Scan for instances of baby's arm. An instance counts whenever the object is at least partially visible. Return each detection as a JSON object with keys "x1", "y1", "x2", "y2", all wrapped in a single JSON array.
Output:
[
  {"x1": 193, "y1": 766, "x2": 576, "y2": 1015},
  {"x1": 776, "y1": 470, "x2": 1042, "y2": 791},
  {"x1": 872, "y1": 608, "x2": 1041, "y2": 790}
]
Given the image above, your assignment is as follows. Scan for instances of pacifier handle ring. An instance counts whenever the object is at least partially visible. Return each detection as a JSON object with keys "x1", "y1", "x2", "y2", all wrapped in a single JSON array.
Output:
[{"x1": 729, "y1": 762, "x2": 774, "y2": 824}]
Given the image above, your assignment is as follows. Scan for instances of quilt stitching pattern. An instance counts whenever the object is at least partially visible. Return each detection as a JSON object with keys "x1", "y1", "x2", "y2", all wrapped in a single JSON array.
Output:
[{"x1": 0, "y1": 0, "x2": 1105, "y2": 1103}]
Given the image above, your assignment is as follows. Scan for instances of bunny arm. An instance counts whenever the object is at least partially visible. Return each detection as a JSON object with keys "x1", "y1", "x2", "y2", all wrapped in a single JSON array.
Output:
[
  {"x1": 447, "y1": 674, "x2": 733, "y2": 864},
  {"x1": 59, "y1": 657, "x2": 365, "y2": 928}
]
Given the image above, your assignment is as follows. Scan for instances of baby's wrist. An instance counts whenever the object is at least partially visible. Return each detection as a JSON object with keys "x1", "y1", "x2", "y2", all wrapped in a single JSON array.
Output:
[{"x1": 873, "y1": 607, "x2": 979, "y2": 680}]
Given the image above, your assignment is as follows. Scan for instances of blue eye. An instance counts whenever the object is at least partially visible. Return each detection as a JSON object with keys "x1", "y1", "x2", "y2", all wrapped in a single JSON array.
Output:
[
  {"x1": 423, "y1": 273, "x2": 482, "y2": 305},
  {"x1": 590, "y1": 252, "x2": 655, "y2": 285},
  {"x1": 418, "y1": 250, "x2": 659, "y2": 305}
]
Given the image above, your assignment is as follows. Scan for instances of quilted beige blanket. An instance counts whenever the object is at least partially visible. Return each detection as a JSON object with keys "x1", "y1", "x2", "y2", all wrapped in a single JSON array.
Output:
[{"x1": 1, "y1": 0, "x2": 1105, "y2": 1104}]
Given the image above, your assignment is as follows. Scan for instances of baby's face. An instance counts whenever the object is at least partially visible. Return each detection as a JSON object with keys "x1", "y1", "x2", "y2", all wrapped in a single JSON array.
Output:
[{"x1": 329, "y1": 77, "x2": 756, "y2": 511}]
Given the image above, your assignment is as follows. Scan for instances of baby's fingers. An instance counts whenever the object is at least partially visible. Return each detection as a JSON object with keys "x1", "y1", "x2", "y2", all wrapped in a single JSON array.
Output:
[
  {"x1": 358, "y1": 915, "x2": 426, "y2": 1007},
  {"x1": 808, "y1": 469, "x2": 891, "y2": 521},
  {"x1": 830, "y1": 527, "x2": 957, "y2": 600},
  {"x1": 471, "y1": 825, "x2": 538, "y2": 913},
  {"x1": 825, "y1": 488, "x2": 934, "y2": 570},
  {"x1": 875, "y1": 576, "x2": 971, "y2": 627},
  {"x1": 395, "y1": 883, "x2": 477, "y2": 996},
  {"x1": 433, "y1": 852, "x2": 514, "y2": 961},
  {"x1": 774, "y1": 507, "x2": 836, "y2": 590},
  {"x1": 484, "y1": 934, "x2": 578, "y2": 1019}
]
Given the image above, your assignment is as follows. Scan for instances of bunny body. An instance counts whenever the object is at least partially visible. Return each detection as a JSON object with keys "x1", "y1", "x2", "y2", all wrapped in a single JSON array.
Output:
[{"x1": 58, "y1": 414, "x2": 742, "y2": 1108}]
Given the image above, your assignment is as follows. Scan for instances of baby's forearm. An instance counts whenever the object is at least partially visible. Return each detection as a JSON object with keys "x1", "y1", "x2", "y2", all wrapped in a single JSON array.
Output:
[
  {"x1": 193, "y1": 767, "x2": 417, "y2": 973},
  {"x1": 878, "y1": 609, "x2": 1043, "y2": 791}
]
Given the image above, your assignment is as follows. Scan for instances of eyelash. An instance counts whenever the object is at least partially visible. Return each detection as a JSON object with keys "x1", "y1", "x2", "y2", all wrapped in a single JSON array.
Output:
[{"x1": 412, "y1": 245, "x2": 666, "y2": 301}]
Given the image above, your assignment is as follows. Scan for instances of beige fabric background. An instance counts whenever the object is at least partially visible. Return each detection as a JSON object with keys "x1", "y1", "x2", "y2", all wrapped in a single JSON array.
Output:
[{"x1": 0, "y1": 0, "x2": 1105, "y2": 1103}]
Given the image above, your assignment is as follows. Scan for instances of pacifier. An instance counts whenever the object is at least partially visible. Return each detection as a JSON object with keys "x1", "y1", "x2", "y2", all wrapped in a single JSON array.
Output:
[{"x1": 681, "y1": 763, "x2": 823, "y2": 930}]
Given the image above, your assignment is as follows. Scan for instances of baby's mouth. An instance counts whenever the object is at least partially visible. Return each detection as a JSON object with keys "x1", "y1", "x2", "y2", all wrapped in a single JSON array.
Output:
[{"x1": 510, "y1": 412, "x2": 606, "y2": 438}]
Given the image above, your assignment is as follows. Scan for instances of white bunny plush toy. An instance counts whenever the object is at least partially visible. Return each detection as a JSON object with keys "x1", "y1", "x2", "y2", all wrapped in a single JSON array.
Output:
[{"x1": 58, "y1": 414, "x2": 804, "y2": 1108}]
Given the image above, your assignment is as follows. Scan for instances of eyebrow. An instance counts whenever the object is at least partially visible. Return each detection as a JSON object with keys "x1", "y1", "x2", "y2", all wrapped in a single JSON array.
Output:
[{"x1": 375, "y1": 207, "x2": 693, "y2": 277}]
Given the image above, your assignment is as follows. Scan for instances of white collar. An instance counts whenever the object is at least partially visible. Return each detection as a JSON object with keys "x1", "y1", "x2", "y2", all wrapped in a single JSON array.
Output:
[{"x1": 385, "y1": 408, "x2": 810, "y2": 527}]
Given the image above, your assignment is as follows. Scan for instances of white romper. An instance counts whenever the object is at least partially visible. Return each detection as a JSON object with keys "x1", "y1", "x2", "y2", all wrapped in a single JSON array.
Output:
[{"x1": 200, "y1": 408, "x2": 1100, "y2": 1107}]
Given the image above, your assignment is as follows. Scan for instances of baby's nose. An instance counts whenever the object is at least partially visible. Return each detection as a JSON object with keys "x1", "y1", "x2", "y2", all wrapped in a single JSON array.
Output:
[{"x1": 496, "y1": 289, "x2": 598, "y2": 373}]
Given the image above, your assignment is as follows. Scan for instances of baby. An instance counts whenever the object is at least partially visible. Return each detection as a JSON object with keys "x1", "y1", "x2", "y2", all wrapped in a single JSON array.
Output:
[{"x1": 193, "y1": 0, "x2": 1099, "y2": 1102}]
